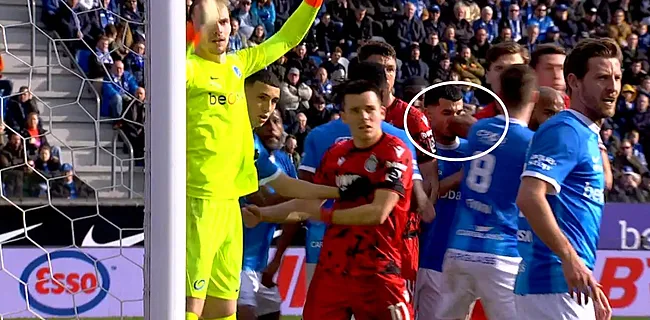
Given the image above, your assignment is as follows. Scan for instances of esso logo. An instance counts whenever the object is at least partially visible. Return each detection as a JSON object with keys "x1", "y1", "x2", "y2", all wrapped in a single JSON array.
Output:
[{"x1": 19, "y1": 250, "x2": 111, "y2": 316}]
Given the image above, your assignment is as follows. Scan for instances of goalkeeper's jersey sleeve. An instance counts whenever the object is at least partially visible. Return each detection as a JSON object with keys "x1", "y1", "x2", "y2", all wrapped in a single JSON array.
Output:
[{"x1": 185, "y1": 0, "x2": 321, "y2": 200}]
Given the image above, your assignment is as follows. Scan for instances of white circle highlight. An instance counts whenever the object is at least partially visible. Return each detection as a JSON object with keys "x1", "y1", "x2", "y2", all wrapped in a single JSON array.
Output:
[{"x1": 403, "y1": 80, "x2": 509, "y2": 162}]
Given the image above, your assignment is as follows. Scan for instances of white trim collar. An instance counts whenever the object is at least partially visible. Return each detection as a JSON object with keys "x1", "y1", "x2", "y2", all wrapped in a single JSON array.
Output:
[
  {"x1": 565, "y1": 109, "x2": 600, "y2": 134},
  {"x1": 436, "y1": 137, "x2": 461, "y2": 150},
  {"x1": 495, "y1": 115, "x2": 529, "y2": 127}
]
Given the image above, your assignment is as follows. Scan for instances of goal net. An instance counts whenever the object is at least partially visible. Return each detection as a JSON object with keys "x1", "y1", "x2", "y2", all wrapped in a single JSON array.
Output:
[{"x1": 0, "y1": 0, "x2": 184, "y2": 318}]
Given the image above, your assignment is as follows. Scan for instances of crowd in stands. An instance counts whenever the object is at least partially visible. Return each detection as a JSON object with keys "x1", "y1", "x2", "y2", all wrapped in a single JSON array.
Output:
[
  {"x1": 2, "y1": 0, "x2": 650, "y2": 202},
  {"x1": 218, "y1": 0, "x2": 650, "y2": 203}
]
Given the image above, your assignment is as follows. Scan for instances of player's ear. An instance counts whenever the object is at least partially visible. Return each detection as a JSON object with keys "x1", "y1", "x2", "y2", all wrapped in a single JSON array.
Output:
[
  {"x1": 566, "y1": 73, "x2": 579, "y2": 96},
  {"x1": 380, "y1": 105, "x2": 386, "y2": 120},
  {"x1": 531, "y1": 90, "x2": 540, "y2": 104}
]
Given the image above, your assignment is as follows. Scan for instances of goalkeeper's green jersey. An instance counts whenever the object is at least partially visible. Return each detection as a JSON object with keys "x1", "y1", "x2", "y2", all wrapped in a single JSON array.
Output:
[{"x1": 186, "y1": 0, "x2": 320, "y2": 200}]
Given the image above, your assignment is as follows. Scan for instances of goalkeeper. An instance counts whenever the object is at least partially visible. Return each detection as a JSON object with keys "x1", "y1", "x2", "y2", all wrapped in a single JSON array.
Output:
[{"x1": 184, "y1": 0, "x2": 336, "y2": 319}]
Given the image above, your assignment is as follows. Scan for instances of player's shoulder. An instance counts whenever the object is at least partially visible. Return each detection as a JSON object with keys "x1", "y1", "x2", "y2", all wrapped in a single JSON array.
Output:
[
  {"x1": 325, "y1": 137, "x2": 355, "y2": 157},
  {"x1": 376, "y1": 134, "x2": 411, "y2": 159},
  {"x1": 536, "y1": 111, "x2": 582, "y2": 137}
]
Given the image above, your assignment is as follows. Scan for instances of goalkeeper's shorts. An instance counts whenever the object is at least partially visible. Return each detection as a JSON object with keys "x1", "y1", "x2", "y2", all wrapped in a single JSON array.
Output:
[{"x1": 186, "y1": 196, "x2": 242, "y2": 300}]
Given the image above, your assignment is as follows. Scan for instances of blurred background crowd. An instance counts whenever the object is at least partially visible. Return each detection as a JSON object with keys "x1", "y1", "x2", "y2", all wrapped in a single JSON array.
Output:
[{"x1": 0, "y1": 0, "x2": 649, "y2": 202}]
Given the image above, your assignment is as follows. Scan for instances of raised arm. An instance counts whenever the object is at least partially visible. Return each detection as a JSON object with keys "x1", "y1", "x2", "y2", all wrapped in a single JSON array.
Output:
[{"x1": 238, "y1": 0, "x2": 323, "y2": 76}]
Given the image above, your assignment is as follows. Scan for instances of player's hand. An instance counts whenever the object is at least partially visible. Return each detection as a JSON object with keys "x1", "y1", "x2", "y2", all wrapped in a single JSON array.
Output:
[
  {"x1": 561, "y1": 252, "x2": 600, "y2": 305},
  {"x1": 416, "y1": 196, "x2": 436, "y2": 223},
  {"x1": 593, "y1": 285, "x2": 612, "y2": 320},
  {"x1": 261, "y1": 259, "x2": 280, "y2": 288},
  {"x1": 242, "y1": 205, "x2": 262, "y2": 228},
  {"x1": 338, "y1": 176, "x2": 372, "y2": 201}
]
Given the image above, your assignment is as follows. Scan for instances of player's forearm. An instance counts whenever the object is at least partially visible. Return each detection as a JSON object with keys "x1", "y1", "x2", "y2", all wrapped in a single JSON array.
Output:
[
  {"x1": 260, "y1": 198, "x2": 322, "y2": 223},
  {"x1": 269, "y1": 173, "x2": 339, "y2": 199},
  {"x1": 332, "y1": 203, "x2": 392, "y2": 225},
  {"x1": 438, "y1": 170, "x2": 463, "y2": 197},
  {"x1": 419, "y1": 160, "x2": 438, "y2": 198},
  {"x1": 516, "y1": 184, "x2": 577, "y2": 262},
  {"x1": 270, "y1": 223, "x2": 301, "y2": 264},
  {"x1": 412, "y1": 180, "x2": 428, "y2": 208}
]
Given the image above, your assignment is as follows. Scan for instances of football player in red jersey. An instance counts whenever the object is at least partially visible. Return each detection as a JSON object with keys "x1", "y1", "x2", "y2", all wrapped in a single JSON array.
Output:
[
  {"x1": 243, "y1": 80, "x2": 414, "y2": 320},
  {"x1": 357, "y1": 42, "x2": 439, "y2": 296}
]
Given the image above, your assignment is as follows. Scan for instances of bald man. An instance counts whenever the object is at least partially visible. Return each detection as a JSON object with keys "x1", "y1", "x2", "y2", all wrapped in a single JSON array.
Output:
[{"x1": 529, "y1": 86, "x2": 564, "y2": 131}]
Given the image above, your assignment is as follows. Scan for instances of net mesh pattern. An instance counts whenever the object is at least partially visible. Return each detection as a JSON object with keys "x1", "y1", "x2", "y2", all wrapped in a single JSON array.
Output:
[{"x1": 0, "y1": 0, "x2": 147, "y2": 318}]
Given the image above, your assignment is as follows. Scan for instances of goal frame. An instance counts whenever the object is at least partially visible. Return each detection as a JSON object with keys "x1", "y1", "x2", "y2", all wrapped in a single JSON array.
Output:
[{"x1": 145, "y1": 0, "x2": 186, "y2": 318}]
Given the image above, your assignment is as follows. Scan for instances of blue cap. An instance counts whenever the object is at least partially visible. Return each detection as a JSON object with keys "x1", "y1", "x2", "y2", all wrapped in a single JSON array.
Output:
[
  {"x1": 549, "y1": 26, "x2": 560, "y2": 33},
  {"x1": 557, "y1": 4, "x2": 568, "y2": 11},
  {"x1": 61, "y1": 163, "x2": 73, "y2": 172},
  {"x1": 623, "y1": 166, "x2": 637, "y2": 175},
  {"x1": 430, "y1": 5, "x2": 440, "y2": 12}
]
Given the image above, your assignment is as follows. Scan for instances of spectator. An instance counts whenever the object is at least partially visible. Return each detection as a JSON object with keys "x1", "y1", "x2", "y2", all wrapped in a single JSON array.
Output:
[
  {"x1": 469, "y1": 27, "x2": 491, "y2": 66},
  {"x1": 232, "y1": 0, "x2": 262, "y2": 39},
  {"x1": 448, "y1": 2, "x2": 474, "y2": 45},
  {"x1": 601, "y1": 122, "x2": 620, "y2": 160},
  {"x1": 287, "y1": 112, "x2": 311, "y2": 154},
  {"x1": 373, "y1": 0, "x2": 403, "y2": 29},
  {"x1": 530, "y1": 44, "x2": 566, "y2": 92},
  {"x1": 305, "y1": 94, "x2": 332, "y2": 128},
  {"x1": 613, "y1": 139, "x2": 648, "y2": 177},
  {"x1": 553, "y1": 4, "x2": 578, "y2": 48},
  {"x1": 124, "y1": 41, "x2": 145, "y2": 87},
  {"x1": 273, "y1": 0, "x2": 294, "y2": 30},
  {"x1": 309, "y1": 67, "x2": 333, "y2": 101},
  {"x1": 622, "y1": 33, "x2": 648, "y2": 68},
  {"x1": 122, "y1": 87, "x2": 146, "y2": 162},
  {"x1": 440, "y1": 26, "x2": 458, "y2": 57},
  {"x1": 111, "y1": 21, "x2": 134, "y2": 60},
  {"x1": 342, "y1": 7, "x2": 374, "y2": 55},
  {"x1": 101, "y1": 60, "x2": 139, "y2": 118},
  {"x1": 431, "y1": 52, "x2": 452, "y2": 82},
  {"x1": 348, "y1": 0, "x2": 375, "y2": 18},
  {"x1": 55, "y1": 0, "x2": 99, "y2": 54},
  {"x1": 285, "y1": 44, "x2": 317, "y2": 79},
  {"x1": 423, "y1": 5, "x2": 444, "y2": 37},
  {"x1": 121, "y1": 0, "x2": 145, "y2": 40},
  {"x1": 21, "y1": 112, "x2": 59, "y2": 159},
  {"x1": 625, "y1": 130, "x2": 648, "y2": 167},
  {"x1": 95, "y1": 0, "x2": 117, "y2": 28},
  {"x1": 503, "y1": 3, "x2": 524, "y2": 42},
  {"x1": 544, "y1": 26, "x2": 566, "y2": 47},
  {"x1": 50, "y1": 164, "x2": 95, "y2": 199},
  {"x1": 0, "y1": 132, "x2": 25, "y2": 169},
  {"x1": 5, "y1": 87, "x2": 40, "y2": 134},
  {"x1": 88, "y1": 35, "x2": 114, "y2": 80},
  {"x1": 527, "y1": 3, "x2": 555, "y2": 41},
  {"x1": 623, "y1": 60, "x2": 647, "y2": 86},
  {"x1": 326, "y1": 0, "x2": 351, "y2": 26},
  {"x1": 402, "y1": 76, "x2": 428, "y2": 109},
  {"x1": 0, "y1": 53, "x2": 13, "y2": 103},
  {"x1": 315, "y1": 13, "x2": 341, "y2": 56},
  {"x1": 452, "y1": 46, "x2": 484, "y2": 84},
  {"x1": 283, "y1": 134, "x2": 301, "y2": 170},
  {"x1": 34, "y1": 145, "x2": 62, "y2": 177},
  {"x1": 473, "y1": 6, "x2": 498, "y2": 43},
  {"x1": 229, "y1": 17, "x2": 252, "y2": 52},
  {"x1": 608, "y1": 9, "x2": 632, "y2": 47},
  {"x1": 639, "y1": 23, "x2": 650, "y2": 51},
  {"x1": 279, "y1": 68, "x2": 312, "y2": 123},
  {"x1": 268, "y1": 56, "x2": 287, "y2": 81},
  {"x1": 320, "y1": 47, "x2": 346, "y2": 77},
  {"x1": 609, "y1": 167, "x2": 649, "y2": 203},
  {"x1": 402, "y1": 44, "x2": 429, "y2": 80},
  {"x1": 577, "y1": 6, "x2": 604, "y2": 38},
  {"x1": 251, "y1": 0, "x2": 276, "y2": 35},
  {"x1": 492, "y1": 25, "x2": 513, "y2": 44},
  {"x1": 249, "y1": 24, "x2": 267, "y2": 45},
  {"x1": 518, "y1": 23, "x2": 540, "y2": 53},
  {"x1": 392, "y1": 2, "x2": 426, "y2": 56}
]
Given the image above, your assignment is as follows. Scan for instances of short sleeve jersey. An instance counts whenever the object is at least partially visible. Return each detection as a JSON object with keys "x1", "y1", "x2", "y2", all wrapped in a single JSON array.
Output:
[
  {"x1": 384, "y1": 98, "x2": 436, "y2": 164},
  {"x1": 253, "y1": 134, "x2": 282, "y2": 185},
  {"x1": 185, "y1": 1, "x2": 321, "y2": 200},
  {"x1": 515, "y1": 110, "x2": 605, "y2": 295},
  {"x1": 449, "y1": 116, "x2": 534, "y2": 258},
  {"x1": 299, "y1": 119, "x2": 422, "y2": 264},
  {"x1": 313, "y1": 134, "x2": 414, "y2": 276},
  {"x1": 419, "y1": 138, "x2": 470, "y2": 272}
]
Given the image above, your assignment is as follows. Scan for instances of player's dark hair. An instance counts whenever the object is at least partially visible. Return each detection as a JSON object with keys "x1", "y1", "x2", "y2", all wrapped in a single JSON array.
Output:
[
  {"x1": 486, "y1": 42, "x2": 530, "y2": 70},
  {"x1": 403, "y1": 76, "x2": 429, "y2": 88},
  {"x1": 499, "y1": 64, "x2": 538, "y2": 111},
  {"x1": 358, "y1": 41, "x2": 397, "y2": 62},
  {"x1": 334, "y1": 61, "x2": 388, "y2": 105},
  {"x1": 424, "y1": 85, "x2": 463, "y2": 107},
  {"x1": 339, "y1": 80, "x2": 383, "y2": 108},
  {"x1": 564, "y1": 38, "x2": 622, "y2": 81},
  {"x1": 245, "y1": 69, "x2": 281, "y2": 88},
  {"x1": 530, "y1": 44, "x2": 566, "y2": 69}
]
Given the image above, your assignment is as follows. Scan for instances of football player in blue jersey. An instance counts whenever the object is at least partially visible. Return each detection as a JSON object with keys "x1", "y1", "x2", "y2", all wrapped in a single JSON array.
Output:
[
  {"x1": 279, "y1": 61, "x2": 435, "y2": 296},
  {"x1": 515, "y1": 38, "x2": 619, "y2": 320},
  {"x1": 415, "y1": 84, "x2": 472, "y2": 319},
  {"x1": 239, "y1": 108, "x2": 295, "y2": 320},
  {"x1": 437, "y1": 65, "x2": 538, "y2": 320}
]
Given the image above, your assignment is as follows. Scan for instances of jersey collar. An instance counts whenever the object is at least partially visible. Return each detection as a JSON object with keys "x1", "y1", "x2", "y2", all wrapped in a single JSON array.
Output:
[
  {"x1": 565, "y1": 109, "x2": 600, "y2": 135},
  {"x1": 436, "y1": 137, "x2": 461, "y2": 150},
  {"x1": 495, "y1": 115, "x2": 529, "y2": 127}
]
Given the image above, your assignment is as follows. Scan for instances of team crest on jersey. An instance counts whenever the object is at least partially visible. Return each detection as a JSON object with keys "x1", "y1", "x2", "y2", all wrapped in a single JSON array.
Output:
[
  {"x1": 233, "y1": 66, "x2": 242, "y2": 78},
  {"x1": 364, "y1": 154, "x2": 378, "y2": 172}
]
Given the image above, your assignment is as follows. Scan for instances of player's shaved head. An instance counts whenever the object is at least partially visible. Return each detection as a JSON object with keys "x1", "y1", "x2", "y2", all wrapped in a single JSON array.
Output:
[
  {"x1": 499, "y1": 64, "x2": 538, "y2": 114},
  {"x1": 530, "y1": 86, "x2": 564, "y2": 131}
]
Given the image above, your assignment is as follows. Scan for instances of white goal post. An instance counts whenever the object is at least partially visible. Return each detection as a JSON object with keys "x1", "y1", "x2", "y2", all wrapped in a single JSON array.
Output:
[{"x1": 145, "y1": 0, "x2": 186, "y2": 318}]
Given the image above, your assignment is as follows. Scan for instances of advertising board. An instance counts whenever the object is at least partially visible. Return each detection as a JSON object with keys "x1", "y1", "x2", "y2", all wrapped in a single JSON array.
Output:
[
  {"x1": 599, "y1": 203, "x2": 650, "y2": 250},
  {"x1": 0, "y1": 248, "x2": 648, "y2": 318}
]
